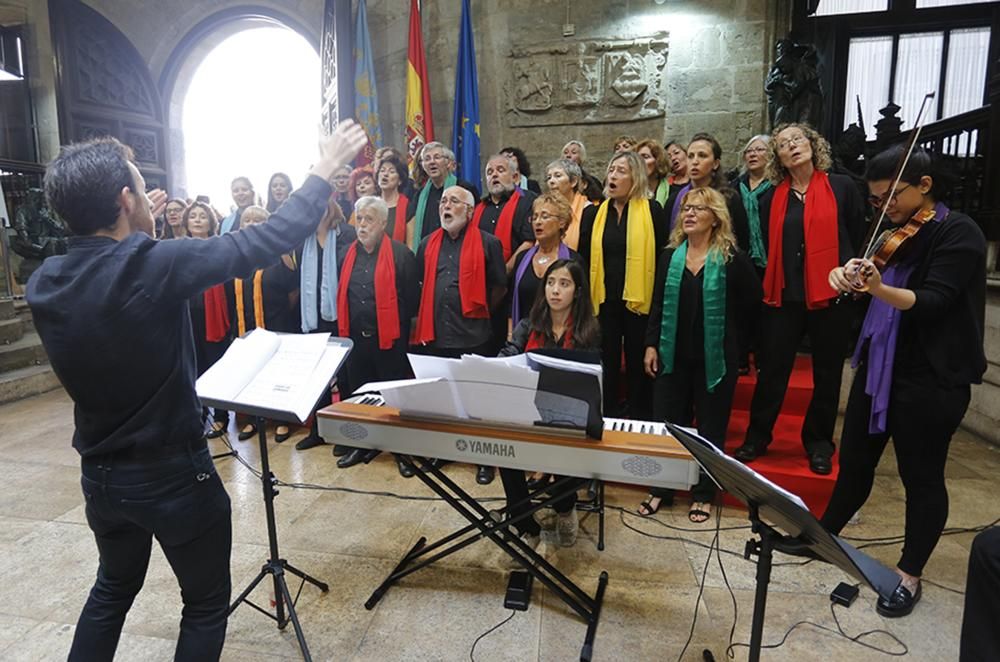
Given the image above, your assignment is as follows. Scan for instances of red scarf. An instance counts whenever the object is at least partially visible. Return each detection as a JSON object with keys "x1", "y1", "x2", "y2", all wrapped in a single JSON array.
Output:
[
  {"x1": 337, "y1": 235, "x2": 401, "y2": 350},
  {"x1": 412, "y1": 224, "x2": 488, "y2": 344},
  {"x1": 525, "y1": 315, "x2": 575, "y2": 351},
  {"x1": 392, "y1": 194, "x2": 409, "y2": 243},
  {"x1": 762, "y1": 170, "x2": 840, "y2": 310},
  {"x1": 472, "y1": 189, "x2": 522, "y2": 261},
  {"x1": 203, "y1": 284, "x2": 230, "y2": 342}
]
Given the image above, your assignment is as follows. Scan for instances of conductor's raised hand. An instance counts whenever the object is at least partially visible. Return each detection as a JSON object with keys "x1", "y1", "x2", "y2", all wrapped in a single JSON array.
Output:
[
  {"x1": 147, "y1": 188, "x2": 168, "y2": 219},
  {"x1": 310, "y1": 120, "x2": 369, "y2": 181}
]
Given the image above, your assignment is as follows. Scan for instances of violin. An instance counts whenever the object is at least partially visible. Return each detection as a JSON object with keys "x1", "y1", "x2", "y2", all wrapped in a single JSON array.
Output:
[{"x1": 845, "y1": 91, "x2": 937, "y2": 291}]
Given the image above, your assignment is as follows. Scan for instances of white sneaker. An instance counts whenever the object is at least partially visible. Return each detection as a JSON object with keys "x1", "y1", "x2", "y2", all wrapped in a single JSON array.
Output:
[{"x1": 556, "y1": 511, "x2": 579, "y2": 547}]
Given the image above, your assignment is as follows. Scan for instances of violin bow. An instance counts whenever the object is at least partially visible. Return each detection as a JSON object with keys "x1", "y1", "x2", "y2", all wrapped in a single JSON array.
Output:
[{"x1": 860, "y1": 91, "x2": 937, "y2": 260}]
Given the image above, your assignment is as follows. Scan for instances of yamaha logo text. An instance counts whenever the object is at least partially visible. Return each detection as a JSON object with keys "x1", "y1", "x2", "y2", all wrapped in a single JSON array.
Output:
[{"x1": 454, "y1": 437, "x2": 516, "y2": 458}]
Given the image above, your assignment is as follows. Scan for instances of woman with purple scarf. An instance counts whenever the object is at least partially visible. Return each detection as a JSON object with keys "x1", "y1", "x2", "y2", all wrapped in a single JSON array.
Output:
[
  {"x1": 822, "y1": 146, "x2": 987, "y2": 619},
  {"x1": 509, "y1": 192, "x2": 581, "y2": 327}
]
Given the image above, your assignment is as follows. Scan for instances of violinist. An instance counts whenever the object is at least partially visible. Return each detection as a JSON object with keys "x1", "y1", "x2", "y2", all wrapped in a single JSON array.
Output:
[{"x1": 821, "y1": 146, "x2": 987, "y2": 618}]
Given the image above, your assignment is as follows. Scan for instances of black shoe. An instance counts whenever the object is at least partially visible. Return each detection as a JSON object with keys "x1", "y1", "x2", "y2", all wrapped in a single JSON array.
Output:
[
  {"x1": 332, "y1": 444, "x2": 350, "y2": 457},
  {"x1": 206, "y1": 423, "x2": 226, "y2": 439},
  {"x1": 295, "y1": 434, "x2": 326, "y2": 451},
  {"x1": 876, "y1": 582, "x2": 921, "y2": 618},
  {"x1": 274, "y1": 427, "x2": 291, "y2": 443},
  {"x1": 526, "y1": 473, "x2": 551, "y2": 491},
  {"x1": 476, "y1": 465, "x2": 495, "y2": 485},
  {"x1": 337, "y1": 447, "x2": 375, "y2": 468},
  {"x1": 734, "y1": 443, "x2": 766, "y2": 463},
  {"x1": 237, "y1": 425, "x2": 257, "y2": 441},
  {"x1": 397, "y1": 457, "x2": 415, "y2": 478},
  {"x1": 808, "y1": 452, "x2": 833, "y2": 475}
]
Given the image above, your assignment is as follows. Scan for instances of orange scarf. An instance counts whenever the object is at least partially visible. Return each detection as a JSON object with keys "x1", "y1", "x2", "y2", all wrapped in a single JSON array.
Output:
[{"x1": 234, "y1": 271, "x2": 264, "y2": 336}]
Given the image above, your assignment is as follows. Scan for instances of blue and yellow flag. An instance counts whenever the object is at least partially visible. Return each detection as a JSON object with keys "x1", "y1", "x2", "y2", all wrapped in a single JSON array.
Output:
[
  {"x1": 353, "y1": 0, "x2": 382, "y2": 165},
  {"x1": 451, "y1": 0, "x2": 481, "y2": 192}
]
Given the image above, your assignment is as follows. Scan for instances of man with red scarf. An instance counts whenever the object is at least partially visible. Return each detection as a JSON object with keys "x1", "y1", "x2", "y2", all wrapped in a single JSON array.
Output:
[
  {"x1": 335, "y1": 196, "x2": 419, "y2": 474},
  {"x1": 477, "y1": 154, "x2": 536, "y2": 353},
  {"x1": 412, "y1": 185, "x2": 507, "y2": 484}
]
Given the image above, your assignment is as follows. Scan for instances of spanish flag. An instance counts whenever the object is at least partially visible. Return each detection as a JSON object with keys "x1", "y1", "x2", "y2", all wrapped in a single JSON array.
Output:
[{"x1": 405, "y1": 0, "x2": 434, "y2": 174}]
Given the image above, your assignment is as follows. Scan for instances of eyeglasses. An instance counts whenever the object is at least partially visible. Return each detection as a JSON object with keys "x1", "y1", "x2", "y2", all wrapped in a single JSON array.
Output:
[
  {"x1": 166, "y1": 208, "x2": 184, "y2": 215},
  {"x1": 439, "y1": 196, "x2": 469, "y2": 207},
  {"x1": 867, "y1": 183, "x2": 912, "y2": 209},
  {"x1": 355, "y1": 214, "x2": 382, "y2": 226},
  {"x1": 532, "y1": 211, "x2": 565, "y2": 222},
  {"x1": 681, "y1": 204, "x2": 711, "y2": 213},
  {"x1": 744, "y1": 147, "x2": 768, "y2": 155},
  {"x1": 422, "y1": 153, "x2": 446, "y2": 163},
  {"x1": 776, "y1": 135, "x2": 808, "y2": 151}
]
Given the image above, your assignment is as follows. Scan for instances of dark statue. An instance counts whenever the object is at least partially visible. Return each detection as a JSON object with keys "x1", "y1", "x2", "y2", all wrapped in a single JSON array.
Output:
[
  {"x1": 765, "y1": 38, "x2": 824, "y2": 130},
  {"x1": 12, "y1": 188, "x2": 67, "y2": 282}
]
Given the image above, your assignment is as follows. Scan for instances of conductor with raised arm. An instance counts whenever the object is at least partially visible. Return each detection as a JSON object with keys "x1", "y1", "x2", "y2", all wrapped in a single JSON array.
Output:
[{"x1": 26, "y1": 122, "x2": 366, "y2": 661}]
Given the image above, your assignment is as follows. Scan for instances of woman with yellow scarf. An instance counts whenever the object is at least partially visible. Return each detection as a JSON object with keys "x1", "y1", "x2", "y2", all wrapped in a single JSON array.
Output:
[{"x1": 578, "y1": 150, "x2": 668, "y2": 418}]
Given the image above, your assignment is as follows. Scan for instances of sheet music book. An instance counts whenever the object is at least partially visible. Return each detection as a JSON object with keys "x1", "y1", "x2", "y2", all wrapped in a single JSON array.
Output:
[{"x1": 196, "y1": 329, "x2": 350, "y2": 422}]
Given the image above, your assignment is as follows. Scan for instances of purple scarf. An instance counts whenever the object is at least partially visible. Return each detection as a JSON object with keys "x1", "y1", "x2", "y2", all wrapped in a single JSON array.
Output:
[
  {"x1": 669, "y1": 183, "x2": 693, "y2": 231},
  {"x1": 511, "y1": 243, "x2": 571, "y2": 327},
  {"x1": 852, "y1": 202, "x2": 948, "y2": 433}
]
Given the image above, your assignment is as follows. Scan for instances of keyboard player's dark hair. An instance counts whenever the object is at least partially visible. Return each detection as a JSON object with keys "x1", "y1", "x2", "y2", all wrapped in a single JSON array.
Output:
[{"x1": 526, "y1": 258, "x2": 600, "y2": 351}]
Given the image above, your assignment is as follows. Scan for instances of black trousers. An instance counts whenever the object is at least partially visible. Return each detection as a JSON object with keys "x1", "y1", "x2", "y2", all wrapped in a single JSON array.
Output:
[
  {"x1": 71, "y1": 443, "x2": 232, "y2": 661},
  {"x1": 343, "y1": 334, "x2": 414, "y2": 397},
  {"x1": 960, "y1": 527, "x2": 1000, "y2": 661},
  {"x1": 498, "y1": 468, "x2": 576, "y2": 537},
  {"x1": 820, "y1": 360, "x2": 970, "y2": 576},
  {"x1": 650, "y1": 356, "x2": 738, "y2": 503},
  {"x1": 598, "y1": 298, "x2": 651, "y2": 418},
  {"x1": 745, "y1": 301, "x2": 851, "y2": 456}
]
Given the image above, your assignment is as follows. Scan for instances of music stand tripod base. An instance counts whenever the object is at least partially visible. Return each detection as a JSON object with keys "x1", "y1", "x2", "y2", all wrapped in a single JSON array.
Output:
[{"x1": 227, "y1": 416, "x2": 329, "y2": 662}]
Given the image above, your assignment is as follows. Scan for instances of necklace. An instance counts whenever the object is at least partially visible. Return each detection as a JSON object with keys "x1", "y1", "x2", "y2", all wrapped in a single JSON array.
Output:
[{"x1": 535, "y1": 248, "x2": 557, "y2": 265}]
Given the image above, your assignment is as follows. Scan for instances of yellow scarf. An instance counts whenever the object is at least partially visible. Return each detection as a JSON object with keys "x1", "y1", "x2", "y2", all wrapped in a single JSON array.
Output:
[
  {"x1": 564, "y1": 192, "x2": 588, "y2": 251},
  {"x1": 234, "y1": 270, "x2": 265, "y2": 336},
  {"x1": 589, "y1": 198, "x2": 656, "y2": 316}
]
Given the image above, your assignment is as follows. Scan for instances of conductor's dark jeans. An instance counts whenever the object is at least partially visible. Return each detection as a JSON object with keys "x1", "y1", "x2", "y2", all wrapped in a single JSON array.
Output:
[{"x1": 70, "y1": 443, "x2": 232, "y2": 662}]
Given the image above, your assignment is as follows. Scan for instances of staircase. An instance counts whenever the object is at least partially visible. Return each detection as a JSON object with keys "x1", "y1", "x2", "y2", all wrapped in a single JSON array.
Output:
[{"x1": 0, "y1": 299, "x2": 61, "y2": 404}]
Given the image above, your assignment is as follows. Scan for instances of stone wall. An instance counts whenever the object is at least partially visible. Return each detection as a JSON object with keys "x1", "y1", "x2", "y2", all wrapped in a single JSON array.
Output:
[{"x1": 367, "y1": 0, "x2": 790, "y2": 176}]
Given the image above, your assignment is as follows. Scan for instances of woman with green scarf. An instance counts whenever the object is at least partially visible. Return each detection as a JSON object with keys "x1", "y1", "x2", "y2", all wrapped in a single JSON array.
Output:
[
  {"x1": 636, "y1": 187, "x2": 761, "y2": 522},
  {"x1": 732, "y1": 134, "x2": 773, "y2": 274}
]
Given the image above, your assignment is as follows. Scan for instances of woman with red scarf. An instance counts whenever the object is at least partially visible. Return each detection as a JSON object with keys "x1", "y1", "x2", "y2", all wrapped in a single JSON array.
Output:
[
  {"x1": 734, "y1": 123, "x2": 865, "y2": 475},
  {"x1": 498, "y1": 258, "x2": 600, "y2": 548},
  {"x1": 377, "y1": 157, "x2": 411, "y2": 243},
  {"x1": 183, "y1": 202, "x2": 232, "y2": 438}
]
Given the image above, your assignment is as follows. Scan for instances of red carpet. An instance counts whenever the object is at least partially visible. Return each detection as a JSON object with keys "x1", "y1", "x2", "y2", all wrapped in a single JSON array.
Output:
[{"x1": 721, "y1": 355, "x2": 838, "y2": 515}]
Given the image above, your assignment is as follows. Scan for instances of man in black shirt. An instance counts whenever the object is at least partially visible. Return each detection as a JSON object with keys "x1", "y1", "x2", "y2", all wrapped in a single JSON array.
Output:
[
  {"x1": 413, "y1": 185, "x2": 506, "y2": 484},
  {"x1": 406, "y1": 141, "x2": 479, "y2": 246},
  {"x1": 335, "y1": 196, "x2": 419, "y2": 474},
  {"x1": 26, "y1": 122, "x2": 366, "y2": 661}
]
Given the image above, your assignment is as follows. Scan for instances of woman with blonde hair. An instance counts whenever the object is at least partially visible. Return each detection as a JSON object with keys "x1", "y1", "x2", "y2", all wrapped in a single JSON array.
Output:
[
  {"x1": 578, "y1": 150, "x2": 668, "y2": 418},
  {"x1": 544, "y1": 158, "x2": 590, "y2": 250},
  {"x1": 734, "y1": 123, "x2": 865, "y2": 475},
  {"x1": 636, "y1": 138, "x2": 672, "y2": 208},
  {"x1": 638, "y1": 187, "x2": 761, "y2": 520}
]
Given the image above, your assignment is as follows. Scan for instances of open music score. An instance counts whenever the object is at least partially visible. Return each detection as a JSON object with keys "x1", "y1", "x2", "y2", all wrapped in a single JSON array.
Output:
[{"x1": 317, "y1": 395, "x2": 699, "y2": 490}]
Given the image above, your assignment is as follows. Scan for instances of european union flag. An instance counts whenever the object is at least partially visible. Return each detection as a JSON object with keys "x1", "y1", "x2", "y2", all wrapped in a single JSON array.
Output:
[{"x1": 451, "y1": 0, "x2": 481, "y2": 192}]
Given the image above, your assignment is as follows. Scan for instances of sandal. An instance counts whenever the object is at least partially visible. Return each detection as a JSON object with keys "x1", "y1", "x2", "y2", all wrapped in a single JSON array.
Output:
[
  {"x1": 637, "y1": 496, "x2": 663, "y2": 517},
  {"x1": 688, "y1": 502, "x2": 712, "y2": 524}
]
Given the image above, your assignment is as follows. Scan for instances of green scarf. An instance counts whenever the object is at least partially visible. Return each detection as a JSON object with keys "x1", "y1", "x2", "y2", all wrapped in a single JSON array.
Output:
[
  {"x1": 653, "y1": 178, "x2": 669, "y2": 207},
  {"x1": 657, "y1": 242, "x2": 728, "y2": 392},
  {"x1": 738, "y1": 179, "x2": 772, "y2": 268},
  {"x1": 410, "y1": 174, "x2": 457, "y2": 252}
]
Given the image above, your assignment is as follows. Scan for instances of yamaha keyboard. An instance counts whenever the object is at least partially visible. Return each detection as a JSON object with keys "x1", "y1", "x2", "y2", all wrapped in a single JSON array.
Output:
[{"x1": 317, "y1": 394, "x2": 699, "y2": 490}]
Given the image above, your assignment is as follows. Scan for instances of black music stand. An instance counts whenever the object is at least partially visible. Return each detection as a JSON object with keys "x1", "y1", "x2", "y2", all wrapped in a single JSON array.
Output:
[
  {"x1": 200, "y1": 336, "x2": 353, "y2": 662},
  {"x1": 664, "y1": 423, "x2": 901, "y2": 662}
]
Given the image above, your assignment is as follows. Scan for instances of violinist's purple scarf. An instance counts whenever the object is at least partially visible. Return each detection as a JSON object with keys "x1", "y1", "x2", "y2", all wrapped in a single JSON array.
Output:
[{"x1": 852, "y1": 202, "x2": 948, "y2": 433}]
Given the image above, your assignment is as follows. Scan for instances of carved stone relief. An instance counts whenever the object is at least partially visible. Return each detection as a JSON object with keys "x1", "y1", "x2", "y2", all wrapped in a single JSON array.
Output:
[
  {"x1": 505, "y1": 33, "x2": 668, "y2": 128},
  {"x1": 74, "y1": 26, "x2": 155, "y2": 116}
]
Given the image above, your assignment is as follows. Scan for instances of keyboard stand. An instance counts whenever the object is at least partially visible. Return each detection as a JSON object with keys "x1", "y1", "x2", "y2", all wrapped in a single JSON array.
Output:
[{"x1": 364, "y1": 454, "x2": 609, "y2": 662}]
